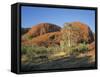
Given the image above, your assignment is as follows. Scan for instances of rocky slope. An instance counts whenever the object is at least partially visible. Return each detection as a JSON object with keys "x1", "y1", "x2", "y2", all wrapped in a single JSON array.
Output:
[
  {"x1": 25, "y1": 23, "x2": 61, "y2": 37},
  {"x1": 22, "y1": 32, "x2": 61, "y2": 46}
]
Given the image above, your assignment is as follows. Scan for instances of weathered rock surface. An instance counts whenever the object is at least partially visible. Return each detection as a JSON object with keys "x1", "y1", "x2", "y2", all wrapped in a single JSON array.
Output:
[
  {"x1": 22, "y1": 22, "x2": 94, "y2": 46},
  {"x1": 22, "y1": 32, "x2": 61, "y2": 47},
  {"x1": 26, "y1": 23, "x2": 61, "y2": 37},
  {"x1": 70, "y1": 22, "x2": 94, "y2": 43}
]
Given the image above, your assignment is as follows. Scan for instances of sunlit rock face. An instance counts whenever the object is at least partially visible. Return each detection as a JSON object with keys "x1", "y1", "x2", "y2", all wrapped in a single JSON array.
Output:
[
  {"x1": 26, "y1": 23, "x2": 61, "y2": 37},
  {"x1": 22, "y1": 22, "x2": 94, "y2": 47}
]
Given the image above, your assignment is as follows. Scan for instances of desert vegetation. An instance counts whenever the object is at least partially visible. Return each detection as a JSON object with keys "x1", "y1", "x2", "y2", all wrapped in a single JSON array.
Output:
[{"x1": 21, "y1": 22, "x2": 95, "y2": 71}]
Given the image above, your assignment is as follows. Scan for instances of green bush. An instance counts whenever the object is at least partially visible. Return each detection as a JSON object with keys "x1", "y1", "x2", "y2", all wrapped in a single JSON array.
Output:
[
  {"x1": 21, "y1": 44, "x2": 63, "y2": 63},
  {"x1": 21, "y1": 45, "x2": 52, "y2": 62},
  {"x1": 69, "y1": 42, "x2": 88, "y2": 55},
  {"x1": 47, "y1": 45, "x2": 61, "y2": 54},
  {"x1": 28, "y1": 35, "x2": 33, "y2": 40},
  {"x1": 21, "y1": 45, "x2": 29, "y2": 54},
  {"x1": 22, "y1": 35, "x2": 33, "y2": 41},
  {"x1": 78, "y1": 42, "x2": 88, "y2": 53}
]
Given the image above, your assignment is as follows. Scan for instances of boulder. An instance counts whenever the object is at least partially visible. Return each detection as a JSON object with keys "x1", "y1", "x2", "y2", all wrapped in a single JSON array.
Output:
[{"x1": 63, "y1": 22, "x2": 94, "y2": 44}]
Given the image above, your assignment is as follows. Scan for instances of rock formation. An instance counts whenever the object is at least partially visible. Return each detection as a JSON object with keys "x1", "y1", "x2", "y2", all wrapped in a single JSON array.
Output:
[
  {"x1": 25, "y1": 23, "x2": 61, "y2": 37},
  {"x1": 69, "y1": 22, "x2": 94, "y2": 43},
  {"x1": 22, "y1": 22, "x2": 94, "y2": 47}
]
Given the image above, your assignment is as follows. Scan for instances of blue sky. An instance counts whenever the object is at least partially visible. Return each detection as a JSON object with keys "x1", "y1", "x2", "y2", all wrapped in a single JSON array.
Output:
[{"x1": 21, "y1": 6, "x2": 95, "y2": 32}]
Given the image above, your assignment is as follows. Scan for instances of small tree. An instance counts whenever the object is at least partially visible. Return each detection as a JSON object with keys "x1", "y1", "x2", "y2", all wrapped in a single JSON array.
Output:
[{"x1": 60, "y1": 23, "x2": 82, "y2": 55}]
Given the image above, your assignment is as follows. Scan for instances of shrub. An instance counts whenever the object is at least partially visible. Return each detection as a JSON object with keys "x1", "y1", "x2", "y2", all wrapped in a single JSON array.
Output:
[
  {"x1": 78, "y1": 42, "x2": 88, "y2": 53},
  {"x1": 21, "y1": 45, "x2": 29, "y2": 54},
  {"x1": 21, "y1": 45, "x2": 51, "y2": 63},
  {"x1": 22, "y1": 35, "x2": 33, "y2": 41},
  {"x1": 28, "y1": 35, "x2": 33, "y2": 40},
  {"x1": 69, "y1": 42, "x2": 88, "y2": 56},
  {"x1": 47, "y1": 45, "x2": 61, "y2": 54}
]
